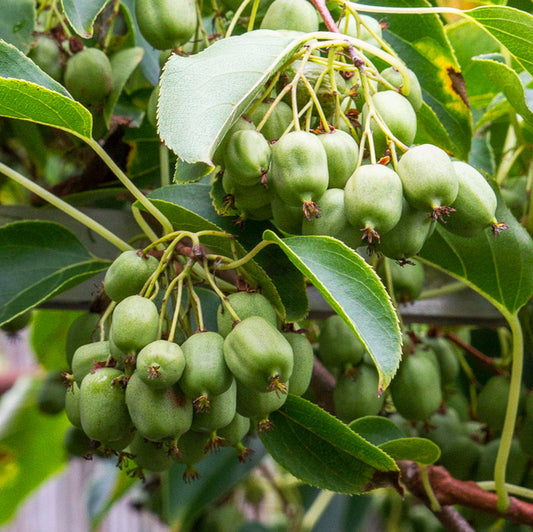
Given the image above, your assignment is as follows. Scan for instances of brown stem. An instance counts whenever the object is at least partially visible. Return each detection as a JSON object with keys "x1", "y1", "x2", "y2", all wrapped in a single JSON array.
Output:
[
  {"x1": 398, "y1": 461, "x2": 533, "y2": 527},
  {"x1": 445, "y1": 332, "x2": 505, "y2": 375},
  {"x1": 309, "y1": 0, "x2": 366, "y2": 69}
]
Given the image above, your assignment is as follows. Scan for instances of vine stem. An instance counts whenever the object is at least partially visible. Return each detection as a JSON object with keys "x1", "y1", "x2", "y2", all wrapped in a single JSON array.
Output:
[
  {"x1": 494, "y1": 311, "x2": 523, "y2": 513},
  {"x1": 0, "y1": 161, "x2": 133, "y2": 252},
  {"x1": 420, "y1": 465, "x2": 441, "y2": 512},
  {"x1": 159, "y1": 143, "x2": 170, "y2": 188},
  {"x1": 87, "y1": 138, "x2": 174, "y2": 236},
  {"x1": 132, "y1": 205, "x2": 161, "y2": 245},
  {"x1": 300, "y1": 490, "x2": 335, "y2": 532}
]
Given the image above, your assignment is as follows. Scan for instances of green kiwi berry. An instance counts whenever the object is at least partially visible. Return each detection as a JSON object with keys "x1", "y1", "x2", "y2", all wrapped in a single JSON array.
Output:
[
  {"x1": 260, "y1": 0, "x2": 319, "y2": 33},
  {"x1": 249, "y1": 100, "x2": 293, "y2": 141},
  {"x1": 65, "y1": 312, "x2": 100, "y2": 368},
  {"x1": 317, "y1": 130, "x2": 359, "y2": 189},
  {"x1": 37, "y1": 371, "x2": 66, "y2": 415},
  {"x1": 379, "y1": 66, "x2": 423, "y2": 111},
  {"x1": 344, "y1": 164, "x2": 403, "y2": 243},
  {"x1": 217, "y1": 291, "x2": 278, "y2": 338},
  {"x1": 476, "y1": 375, "x2": 511, "y2": 432},
  {"x1": 397, "y1": 144, "x2": 459, "y2": 221},
  {"x1": 318, "y1": 315, "x2": 366, "y2": 369},
  {"x1": 71, "y1": 341, "x2": 110, "y2": 385},
  {"x1": 64, "y1": 48, "x2": 112, "y2": 106},
  {"x1": 136, "y1": 340, "x2": 185, "y2": 389},
  {"x1": 282, "y1": 332, "x2": 314, "y2": 396}
]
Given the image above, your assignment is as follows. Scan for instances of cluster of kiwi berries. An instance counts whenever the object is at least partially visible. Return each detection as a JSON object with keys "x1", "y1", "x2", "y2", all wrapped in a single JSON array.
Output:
[
  {"x1": 212, "y1": 0, "x2": 508, "y2": 262},
  {"x1": 56, "y1": 249, "x2": 314, "y2": 479}
]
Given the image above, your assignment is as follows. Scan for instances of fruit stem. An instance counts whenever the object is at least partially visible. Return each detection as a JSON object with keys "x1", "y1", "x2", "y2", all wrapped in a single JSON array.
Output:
[
  {"x1": 420, "y1": 465, "x2": 441, "y2": 512},
  {"x1": 225, "y1": 0, "x2": 254, "y2": 38},
  {"x1": 493, "y1": 311, "x2": 523, "y2": 513},
  {"x1": 202, "y1": 257, "x2": 240, "y2": 318},
  {"x1": 337, "y1": 1, "x2": 463, "y2": 17},
  {"x1": 187, "y1": 275, "x2": 205, "y2": 332},
  {"x1": 476, "y1": 481, "x2": 533, "y2": 501},
  {"x1": 0, "y1": 161, "x2": 133, "y2": 252},
  {"x1": 215, "y1": 240, "x2": 275, "y2": 270},
  {"x1": 87, "y1": 138, "x2": 174, "y2": 236},
  {"x1": 159, "y1": 143, "x2": 170, "y2": 188},
  {"x1": 247, "y1": 0, "x2": 261, "y2": 31},
  {"x1": 300, "y1": 490, "x2": 335, "y2": 532},
  {"x1": 132, "y1": 205, "x2": 161, "y2": 245},
  {"x1": 167, "y1": 277, "x2": 184, "y2": 342},
  {"x1": 98, "y1": 301, "x2": 116, "y2": 342}
]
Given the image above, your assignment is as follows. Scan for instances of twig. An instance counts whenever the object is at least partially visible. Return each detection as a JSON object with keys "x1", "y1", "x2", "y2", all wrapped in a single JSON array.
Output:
[{"x1": 445, "y1": 332, "x2": 505, "y2": 375}]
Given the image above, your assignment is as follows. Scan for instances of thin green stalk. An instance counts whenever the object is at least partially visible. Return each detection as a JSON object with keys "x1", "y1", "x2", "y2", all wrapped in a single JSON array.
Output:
[
  {"x1": 420, "y1": 465, "x2": 441, "y2": 512},
  {"x1": 132, "y1": 205, "x2": 160, "y2": 245},
  {"x1": 494, "y1": 312, "x2": 523, "y2": 513},
  {"x1": 300, "y1": 490, "x2": 335, "y2": 532},
  {"x1": 0, "y1": 161, "x2": 133, "y2": 252},
  {"x1": 187, "y1": 276, "x2": 204, "y2": 331},
  {"x1": 87, "y1": 138, "x2": 173, "y2": 235},
  {"x1": 215, "y1": 240, "x2": 274, "y2": 270},
  {"x1": 159, "y1": 144, "x2": 170, "y2": 188},
  {"x1": 418, "y1": 281, "x2": 467, "y2": 300},
  {"x1": 338, "y1": 1, "x2": 462, "y2": 17},
  {"x1": 477, "y1": 481, "x2": 533, "y2": 501},
  {"x1": 226, "y1": 0, "x2": 253, "y2": 37}
]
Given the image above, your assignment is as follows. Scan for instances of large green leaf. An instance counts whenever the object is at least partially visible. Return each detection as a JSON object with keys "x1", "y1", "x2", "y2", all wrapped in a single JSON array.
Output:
[
  {"x1": 260, "y1": 396, "x2": 400, "y2": 494},
  {"x1": 419, "y1": 199, "x2": 533, "y2": 315},
  {"x1": 30, "y1": 310, "x2": 84, "y2": 371},
  {"x1": 104, "y1": 47, "x2": 144, "y2": 127},
  {"x1": 158, "y1": 30, "x2": 304, "y2": 164},
  {"x1": 167, "y1": 438, "x2": 265, "y2": 530},
  {"x1": 60, "y1": 0, "x2": 111, "y2": 38},
  {"x1": 466, "y1": 6, "x2": 533, "y2": 78},
  {"x1": 263, "y1": 231, "x2": 401, "y2": 391},
  {"x1": 348, "y1": 416, "x2": 405, "y2": 446},
  {"x1": 446, "y1": 20, "x2": 500, "y2": 108},
  {"x1": 0, "y1": 40, "x2": 92, "y2": 138},
  {"x1": 0, "y1": 221, "x2": 109, "y2": 327},
  {"x1": 146, "y1": 185, "x2": 309, "y2": 322},
  {"x1": 473, "y1": 55, "x2": 533, "y2": 127},
  {"x1": 0, "y1": 0, "x2": 35, "y2": 53},
  {"x1": 0, "y1": 377, "x2": 70, "y2": 525},
  {"x1": 360, "y1": 0, "x2": 472, "y2": 160}
]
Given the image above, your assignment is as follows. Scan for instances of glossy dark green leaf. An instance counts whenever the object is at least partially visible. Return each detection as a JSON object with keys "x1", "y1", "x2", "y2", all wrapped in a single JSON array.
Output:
[
  {"x1": 348, "y1": 416, "x2": 405, "y2": 446},
  {"x1": 0, "y1": 378, "x2": 70, "y2": 525},
  {"x1": 263, "y1": 231, "x2": 401, "y2": 391},
  {"x1": 30, "y1": 310, "x2": 84, "y2": 371},
  {"x1": 473, "y1": 55, "x2": 533, "y2": 127},
  {"x1": 159, "y1": 30, "x2": 304, "y2": 163},
  {"x1": 419, "y1": 198, "x2": 533, "y2": 314},
  {"x1": 260, "y1": 396, "x2": 400, "y2": 494},
  {"x1": 360, "y1": 0, "x2": 472, "y2": 159},
  {"x1": 60, "y1": 0, "x2": 111, "y2": 38},
  {"x1": 0, "y1": 40, "x2": 92, "y2": 138},
  {"x1": 0, "y1": 221, "x2": 109, "y2": 326},
  {"x1": 104, "y1": 47, "x2": 144, "y2": 127},
  {"x1": 466, "y1": 6, "x2": 533, "y2": 77},
  {"x1": 167, "y1": 437, "x2": 265, "y2": 530},
  {"x1": 379, "y1": 437, "x2": 441, "y2": 465},
  {"x1": 145, "y1": 185, "x2": 308, "y2": 322},
  {"x1": 0, "y1": 0, "x2": 35, "y2": 53}
]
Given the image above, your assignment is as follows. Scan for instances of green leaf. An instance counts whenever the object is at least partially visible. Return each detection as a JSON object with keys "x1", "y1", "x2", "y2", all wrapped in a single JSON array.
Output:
[
  {"x1": 419, "y1": 198, "x2": 533, "y2": 315},
  {"x1": 174, "y1": 160, "x2": 214, "y2": 184},
  {"x1": 263, "y1": 231, "x2": 401, "y2": 391},
  {"x1": 0, "y1": 0, "x2": 35, "y2": 53},
  {"x1": 379, "y1": 438, "x2": 441, "y2": 465},
  {"x1": 348, "y1": 416, "x2": 405, "y2": 446},
  {"x1": 146, "y1": 184, "x2": 308, "y2": 322},
  {"x1": 104, "y1": 47, "x2": 144, "y2": 127},
  {"x1": 60, "y1": 0, "x2": 111, "y2": 38},
  {"x1": 0, "y1": 377, "x2": 69, "y2": 526},
  {"x1": 472, "y1": 55, "x2": 533, "y2": 127},
  {"x1": 158, "y1": 30, "x2": 304, "y2": 164},
  {"x1": 30, "y1": 310, "x2": 84, "y2": 371},
  {"x1": 0, "y1": 221, "x2": 109, "y2": 327},
  {"x1": 259, "y1": 396, "x2": 400, "y2": 494},
  {"x1": 0, "y1": 40, "x2": 92, "y2": 138},
  {"x1": 360, "y1": 0, "x2": 472, "y2": 159},
  {"x1": 446, "y1": 20, "x2": 500, "y2": 107},
  {"x1": 466, "y1": 6, "x2": 533, "y2": 77},
  {"x1": 167, "y1": 438, "x2": 265, "y2": 529}
]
